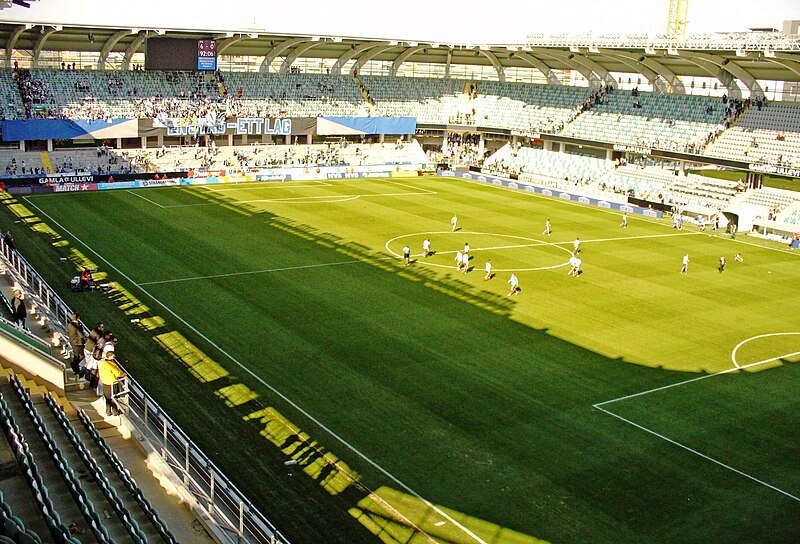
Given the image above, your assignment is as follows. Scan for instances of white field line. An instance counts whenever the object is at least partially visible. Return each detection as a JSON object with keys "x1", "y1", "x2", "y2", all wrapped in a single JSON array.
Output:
[
  {"x1": 594, "y1": 352, "x2": 798, "y2": 409},
  {"x1": 147, "y1": 229, "x2": 699, "y2": 286},
  {"x1": 731, "y1": 332, "x2": 800, "y2": 369},
  {"x1": 594, "y1": 404, "x2": 800, "y2": 503},
  {"x1": 138, "y1": 257, "x2": 396, "y2": 286},
  {"x1": 161, "y1": 190, "x2": 435, "y2": 209},
  {"x1": 456, "y1": 177, "x2": 800, "y2": 257},
  {"x1": 170, "y1": 179, "x2": 436, "y2": 208},
  {"x1": 201, "y1": 181, "x2": 333, "y2": 192},
  {"x1": 162, "y1": 194, "x2": 362, "y2": 208},
  {"x1": 381, "y1": 180, "x2": 438, "y2": 194},
  {"x1": 22, "y1": 196, "x2": 488, "y2": 544},
  {"x1": 594, "y1": 348, "x2": 800, "y2": 503},
  {"x1": 398, "y1": 231, "x2": 701, "y2": 259},
  {"x1": 125, "y1": 190, "x2": 165, "y2": 208}
]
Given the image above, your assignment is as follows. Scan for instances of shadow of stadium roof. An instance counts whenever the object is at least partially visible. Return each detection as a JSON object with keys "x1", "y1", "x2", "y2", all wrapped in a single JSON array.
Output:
[{"x1": 0, "y1": 22, "x2": 798, "y2": 82}]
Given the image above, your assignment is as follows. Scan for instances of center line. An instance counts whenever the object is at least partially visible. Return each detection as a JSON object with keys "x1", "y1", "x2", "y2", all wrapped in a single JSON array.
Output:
[{"x1": 138, "y1": 256, "x2": 396, "y2": 285}]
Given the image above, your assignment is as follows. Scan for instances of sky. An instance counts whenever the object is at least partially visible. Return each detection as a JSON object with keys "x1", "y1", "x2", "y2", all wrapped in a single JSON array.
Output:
[{"x1": 0, "y1": 0, "x2": 797, "y2": 44}]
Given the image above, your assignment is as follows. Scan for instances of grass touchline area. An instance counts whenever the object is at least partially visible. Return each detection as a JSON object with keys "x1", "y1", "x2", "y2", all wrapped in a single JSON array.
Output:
[{"x1": 3, "y1": 175, "x2": 799, "y2": 544}]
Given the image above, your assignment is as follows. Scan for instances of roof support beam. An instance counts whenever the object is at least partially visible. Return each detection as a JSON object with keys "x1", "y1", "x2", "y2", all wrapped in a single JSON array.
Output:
[
  {"x1": 217, "y1": 35, "x2": 243, "y2": 55},
  {"x1": 331, "y1": 42, "x2": 384, "y2": 75},
  {"x1": 390, "y1": 45, "x2": 426, "y2": 76},
  {"x1": 516, "y1": 52, "x2": 559, "y2": 85},
  {"x1": 602, "y1": 50, "x2": 686, "y2": 94},
  {"x1": 532, "y1": 48, "x2": 599, "y2": 87},
  {"x1": 679, "y1": 51, "x2": 764, "y2": 98},
  {"x1": 280, "y1": 41, "x2": 322, "y2": 74},
  {"x1": 5, "y1": 24, "x2": 27, "y2": 68},
  {"x1": 478, "y1": 49, "x2": 505, "y2": 82},
  {"x1": 259, "y1": 37, "x2": 306, "y2": 73},
  {"x1": 122, "y1": 33, "x2": 146, "y2": 71},
  {"x1": 31, "y1": 27, "x2": 59, "y2": 69},
  {"x1": 767, "y1": 54, "x2": 800, "y2": 80},
  {"x1": 599, "y1": 51, "x2": 668, "y2": 94},
  {"x1": 353, "y1": 44, "x2": 398, "y2": 74},
  {"x1": 98, "y1": 29, "x2": 137, "y2": 71}
]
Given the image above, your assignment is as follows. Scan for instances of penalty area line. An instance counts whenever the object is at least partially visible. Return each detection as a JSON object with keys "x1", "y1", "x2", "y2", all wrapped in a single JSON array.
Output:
[
  {"x1": 594, "y1": 404, "x2": 800, "y2": 504},
  {"x1": 594, "y1": 352, "x2": 799, "y2": 409}
]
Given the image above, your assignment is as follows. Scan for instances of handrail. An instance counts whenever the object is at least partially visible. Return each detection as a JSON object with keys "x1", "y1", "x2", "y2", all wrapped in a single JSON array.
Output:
[
  {"x1": 0, "y1": 314, "x2": 52, "y2": 354},
  {"x1": 0, "y1": 238, "x2": 290, "y2": 544}
]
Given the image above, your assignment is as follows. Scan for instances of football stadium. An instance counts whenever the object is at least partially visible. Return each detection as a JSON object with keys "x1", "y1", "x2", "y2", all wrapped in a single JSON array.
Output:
[{"x1": 0, "y1": 1, "x2": 799, "y2": 543}]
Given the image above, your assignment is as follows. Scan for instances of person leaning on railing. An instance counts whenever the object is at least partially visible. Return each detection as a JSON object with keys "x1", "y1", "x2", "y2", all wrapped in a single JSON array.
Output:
[
  {"x1": 66, "y1": 313, "x2": 85, "y2": 374},
  {"x1": 99, "y1": 345, "x2": 126, "y2": 417}
]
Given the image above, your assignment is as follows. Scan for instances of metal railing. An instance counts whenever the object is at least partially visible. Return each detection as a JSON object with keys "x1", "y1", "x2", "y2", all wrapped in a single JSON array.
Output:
[{"x1": 0, "y1": 238, "x2": 291, "y2": 544}]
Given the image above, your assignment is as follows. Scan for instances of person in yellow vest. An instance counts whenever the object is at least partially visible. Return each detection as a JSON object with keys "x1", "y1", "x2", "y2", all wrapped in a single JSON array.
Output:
[{"x1": 99, "y1": 345, "x2": 126, "y2": 416}]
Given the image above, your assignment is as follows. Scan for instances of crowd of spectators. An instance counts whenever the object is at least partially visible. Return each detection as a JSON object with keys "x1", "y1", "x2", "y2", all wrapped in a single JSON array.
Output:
[
  {"x1": 6, "y1": 68, "x2": 365, "y2": 121},
  {"x1": 68, "y1": 316, "x2": 126, "y2": 416},
  {"x1": 443, "y1": 132, "x2": 486, "y2": 166},
  {"x1": 542, "y1": 83, "x2": 613, "y2": 135},
  {"x1": 14, "y1": 68, "x2": 56, "y2": 119}
]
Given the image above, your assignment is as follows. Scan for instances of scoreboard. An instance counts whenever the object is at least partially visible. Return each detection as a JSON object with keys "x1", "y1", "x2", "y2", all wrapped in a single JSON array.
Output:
[
  {"x1": 145, "y1": 37, "x2": 217, "y2": 71},
  {"x1": 197, "y1": 39, "x2": 217, "y2": 71}
]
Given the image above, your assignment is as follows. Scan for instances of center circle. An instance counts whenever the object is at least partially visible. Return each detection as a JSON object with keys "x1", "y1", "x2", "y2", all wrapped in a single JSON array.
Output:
[{"x1": 385, "y1": 231, "x2": 573, "y2": 272}]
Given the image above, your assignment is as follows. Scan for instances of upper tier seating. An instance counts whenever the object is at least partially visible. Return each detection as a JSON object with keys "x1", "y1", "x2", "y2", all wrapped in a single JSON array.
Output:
[
  {"x1": 9, "y1": 70, "x2": 366, "y2": 120},
  {"x1": 561, "y1": 91, "x2": 723, "y2": 153},
  {"x1": 0, "y1": 70, "x2": 25, "y2": 120},
  {"x1": 359, "y1": 76, "x2": 465, "y2": 124},
  {"x1": 704, "y1": 102, "x2": 800, "y2": 166},
  {"x1": 468, "y1": 81, "x2": 591, "y2": 132}
]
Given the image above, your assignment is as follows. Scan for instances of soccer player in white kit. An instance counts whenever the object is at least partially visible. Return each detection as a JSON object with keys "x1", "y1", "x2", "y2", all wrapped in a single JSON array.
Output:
[
  {"x1": 484, "y1": 260, "x2": 492, "y2": 281},
  {"x1": 422, "y1": 238, "x2": 431, "y2": 257},
  {"x1": 508, "y1": 274, "x2": 519, "y2": 296},
  {"x1": 451, "y1": 214, "x2": 458, "y2": 231},
  {"x1": 573, "y1": 237, "x2": 581, "y2": 253},
  {"x1": 455, "y1": 251, "x2": 464, "y2": 271},
  {"x1": 572, "y1": 256, "x2": 582, "y2": 277}
]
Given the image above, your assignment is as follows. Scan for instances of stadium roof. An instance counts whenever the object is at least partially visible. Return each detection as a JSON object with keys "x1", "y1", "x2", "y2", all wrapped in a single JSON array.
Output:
[{"x1": 1, "y1": 22, "x2": 799, "y2": 92}]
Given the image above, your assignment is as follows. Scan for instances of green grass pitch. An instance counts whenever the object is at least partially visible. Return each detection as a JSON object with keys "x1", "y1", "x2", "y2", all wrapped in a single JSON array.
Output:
[{"x1": 2, "y1": 175, "x2": 799, "y2": 544}]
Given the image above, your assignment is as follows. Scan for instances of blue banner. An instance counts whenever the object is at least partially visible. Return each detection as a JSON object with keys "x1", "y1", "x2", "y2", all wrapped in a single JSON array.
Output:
[
  {"x1": 316, "y1": 117, "x2": 416, "y2": 135},
  {"x1": 1, "y1": 118, "x2": 139, "y2": 141}
]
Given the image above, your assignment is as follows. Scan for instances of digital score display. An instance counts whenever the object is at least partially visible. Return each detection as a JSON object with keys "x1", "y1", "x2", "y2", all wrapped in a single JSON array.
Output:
[
  {"x1": 145, "y1": 37, "x2": 217, "y2": 71},
  {"x1": 197, "y1": 39, "x2": 217, "y2": 71}
]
